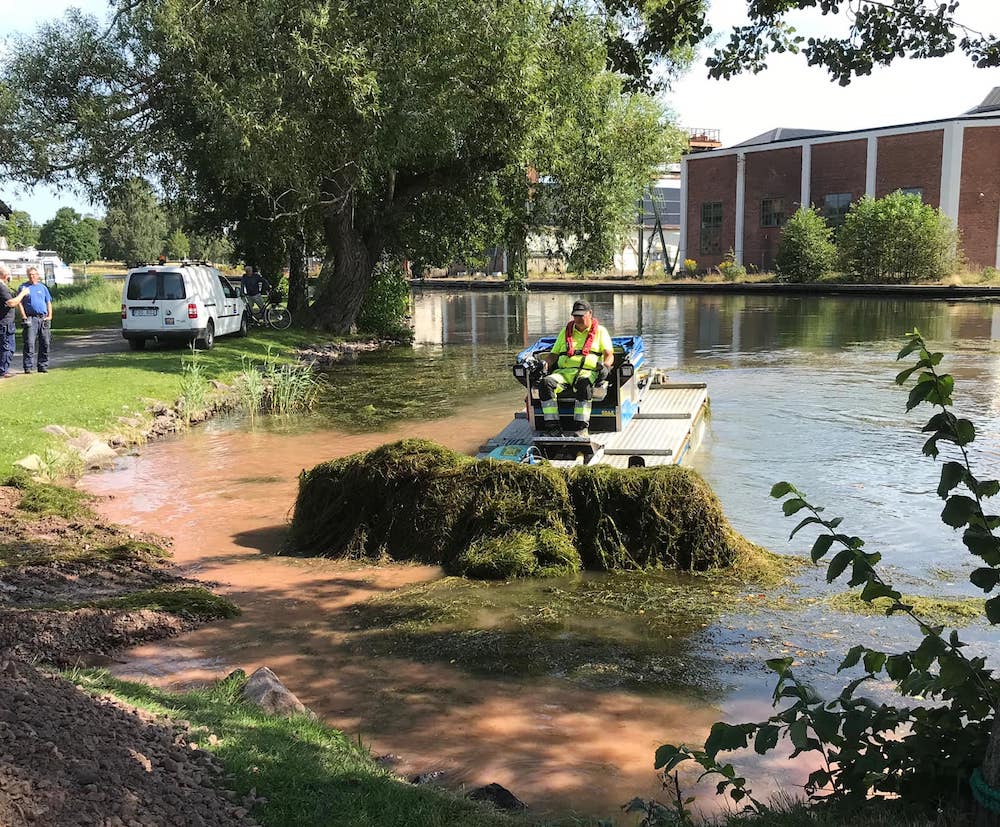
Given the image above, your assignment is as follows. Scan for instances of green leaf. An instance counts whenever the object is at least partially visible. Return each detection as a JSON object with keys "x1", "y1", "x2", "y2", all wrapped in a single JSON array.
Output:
[
  {"x1": 704, "y1": 722, "x2": 754, "y2": 759},
  {"x1": 896, "y1": 336, "x2": 923, "y2": 361},
  {"x1": 894, "y1": 365, "x2": 919, "y2": 385},
  {"x1": 938, "y1": 654, "x2": 969, "y2": 686},
  {"x1": 975, "y1": 480, "x2": 1000, "y2": 499},
  {"x1": 954, "y1": 419, "x2": 976, "y2": 446},
  {"x1": 654, "y1": 744, "x2": 690, "y2": 771},
  {"x1": 826, "y1": 549, "x2": 854, "y2": 583},
  {"x1": 860, "y1": 580, "x2": 900, "y2": 604},
  {"x1": 937, "y1": 462, "x2": 966, "y2": 499},
  {"x1": 839, "y1": 645, "x2": 865, "y2": 671},
  {"x1": 963, "y1": 528, "x2": 1000, "y2": 564},
  {"x1": 986, "y1": 596, "x2": 1000, "y2": 625},
  {"x1": 782, "y1": 498, "x2": 808, "y2": 516},
  {"x1": 970, "y1": 567, "x2": 1000, "y2": 593},
  {"x1": 926, "y1": 373, "x2": 954, "y2": 405},
  {"x1": 766, "y1": 657, "x2": 794, "y2": 677},
  {"x1": 770, "y1": 482, "x2": 796, "y2": 498},
  {"x1": 790, "y1": 515, "x2": 822, "y2": 539},
  {"x1": 788, "y1": 719, "x2": 810, "y2": 751},
  {"x1": 753, "y1": 725, "x2": 779, "y2": 755},
  {"x1": 885, "y1": 654, "x2": 912, "y2": 681},
  {"x1": 905, "y1": 380, "x2": 934, "y2": 412},
  {"x1": 810, "y1": 534, "x2": 835, "y2": 563},
  {"x1": 942, "y1": 496, "x2": 978, "y2": 529},
  {"x1": 863, "y1": 650, "x2": 887, "y2": 674}
]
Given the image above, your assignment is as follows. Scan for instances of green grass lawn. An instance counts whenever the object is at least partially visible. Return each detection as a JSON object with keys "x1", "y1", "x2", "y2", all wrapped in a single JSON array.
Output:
[
  {"x1": 0, "y1": 329, "x2": 319, "y2": 477},
  {"x1": 69, "y1": 670, "x2": 519, "y2": 827}
]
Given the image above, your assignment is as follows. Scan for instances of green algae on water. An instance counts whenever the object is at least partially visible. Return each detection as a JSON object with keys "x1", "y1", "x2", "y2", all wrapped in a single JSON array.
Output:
[
  {"x1": 828, "y1": 591, "x2": 985, "y2": 626},
  {"x1": 288, "y1": 439, "x2": 785, "y2": 581}
]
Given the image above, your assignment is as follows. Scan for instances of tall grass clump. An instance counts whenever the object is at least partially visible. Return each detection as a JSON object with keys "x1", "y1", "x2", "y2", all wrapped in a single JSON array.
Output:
[
  {"x1": 233, "y1": 349, "x2": 322, "y2": 416},
  {"x1": 179, "y1": 351, "x2": 210, "y2": 421},
  {"x1": 51, "y1": 275, "x2": 122, "y2": 315}
]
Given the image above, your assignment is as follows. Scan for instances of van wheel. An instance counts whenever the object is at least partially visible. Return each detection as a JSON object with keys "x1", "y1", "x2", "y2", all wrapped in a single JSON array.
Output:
[
  {"x1": 127, "y1": 337, "x2": 146, "y2": 351},
  {"x1": 238, "y1": 312, "x2": 250, "y2": 338},
  {"x1": 197, "y1": 321, "x2": 215, "y2": 350}
]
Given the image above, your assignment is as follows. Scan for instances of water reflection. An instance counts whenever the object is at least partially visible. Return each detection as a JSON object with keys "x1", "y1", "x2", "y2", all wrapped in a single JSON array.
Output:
[{"x1": 411, "y1": 290, "x2": 1000, "y2": 585}]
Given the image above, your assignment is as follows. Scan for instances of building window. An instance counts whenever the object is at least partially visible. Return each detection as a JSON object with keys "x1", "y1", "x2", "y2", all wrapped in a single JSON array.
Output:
[
  {"x1": 761, "y1": 198, "x2": 786, "y2": 228},
  {"x1": 901, "y1": 187, "x2": 924, "y2": 199},
  {"x1": 700, "y1": 202, "x2": 723, "y2": 255},
  {"x1": 823, "y1": 193, "x2": 852, "y2": 227}
]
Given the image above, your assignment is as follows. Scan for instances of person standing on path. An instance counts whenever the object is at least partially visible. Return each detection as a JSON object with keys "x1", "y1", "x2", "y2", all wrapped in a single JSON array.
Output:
[
  {"x1": 0, "y1": 265, "x2": 29, "y2": 379},
  {"x1": 17, "y1": 266, "x2": 53, "y2": 374}
]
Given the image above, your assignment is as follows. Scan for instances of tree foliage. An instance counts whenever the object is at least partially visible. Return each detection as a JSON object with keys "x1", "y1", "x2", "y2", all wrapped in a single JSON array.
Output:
[
  {"x1": 101, "y1": 179, "x2": 168, "y2": 265},
  {"x1": 38, "y1": 207, "x2": 100, "y2": 262},
  {"x1": 0, "y1": 0, "x2": 679, "y2": 332},
  {"x1": 0, "y1": 210, "x2": 39, "y2": 249},
  {"x1": 838, "y1": 192, "x2": 959, "y2": 283}
]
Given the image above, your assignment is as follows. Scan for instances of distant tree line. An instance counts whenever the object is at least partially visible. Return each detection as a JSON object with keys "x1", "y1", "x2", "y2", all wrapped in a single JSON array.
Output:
[{"x1": 0, "y1": 179, "x2": 233, "y2": 265}]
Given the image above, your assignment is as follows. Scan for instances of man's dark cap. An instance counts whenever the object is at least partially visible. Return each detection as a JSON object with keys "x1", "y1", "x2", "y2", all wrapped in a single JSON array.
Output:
[{"x1": 571, "y1": 300, "x2": 592, "y2": 316}]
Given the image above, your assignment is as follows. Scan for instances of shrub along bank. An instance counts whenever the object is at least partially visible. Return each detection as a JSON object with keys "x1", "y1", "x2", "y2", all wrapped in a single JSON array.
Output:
[{"x1": 288, "y1": 439, "x2": 776, "y2": 579}]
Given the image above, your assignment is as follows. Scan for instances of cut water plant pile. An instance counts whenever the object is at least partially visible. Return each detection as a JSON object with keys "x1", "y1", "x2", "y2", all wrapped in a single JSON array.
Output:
[
  {"x1": 287, "y1": 439, "x2": 781, "y2": 579},
  {"x1": 0, "y1": 474, "x2": 238, "y2": 665}
]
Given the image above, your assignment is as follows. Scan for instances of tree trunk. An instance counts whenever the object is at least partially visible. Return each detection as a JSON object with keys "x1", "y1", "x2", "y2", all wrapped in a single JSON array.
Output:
[
  {"x1": 505, "y1": 227, "x2": 528, "y2": 289},
  {"x1": 310, "y1": 192, "x2": 377, "y2": 334},
  {"x1": 287, "y1": 230, "x2": 308, "y2": 317}
]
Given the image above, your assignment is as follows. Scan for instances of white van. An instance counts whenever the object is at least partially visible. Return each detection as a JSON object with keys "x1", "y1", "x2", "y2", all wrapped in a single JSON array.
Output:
[{"x1": 121, "y1": 264, "x2": 247, "y2": 350}]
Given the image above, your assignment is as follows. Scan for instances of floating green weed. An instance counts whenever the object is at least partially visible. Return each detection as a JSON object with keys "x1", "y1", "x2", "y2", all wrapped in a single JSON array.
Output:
[{"x1": 828, "y1": 591, "x2": 985, "y2": 626}]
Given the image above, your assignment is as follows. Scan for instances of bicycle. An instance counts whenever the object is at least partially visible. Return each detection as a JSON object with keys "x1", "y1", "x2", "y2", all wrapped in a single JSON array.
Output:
[{"x1": 246, "y1": 288, "x2": 292, "y2": 330}]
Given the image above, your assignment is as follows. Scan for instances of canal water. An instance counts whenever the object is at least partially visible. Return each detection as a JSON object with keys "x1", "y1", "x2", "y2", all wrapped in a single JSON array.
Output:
[{"x1": 83, "y1": 290, "x2": 1000, "y2": 821}]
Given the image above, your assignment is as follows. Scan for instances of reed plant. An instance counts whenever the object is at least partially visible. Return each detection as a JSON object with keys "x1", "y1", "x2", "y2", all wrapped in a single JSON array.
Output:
[
  {"x1": 232, "y1": 348, "x2": 322, "y2": 416},
  {"x1": 179, "y1": 351, "x2": 210, "y2": 422}
]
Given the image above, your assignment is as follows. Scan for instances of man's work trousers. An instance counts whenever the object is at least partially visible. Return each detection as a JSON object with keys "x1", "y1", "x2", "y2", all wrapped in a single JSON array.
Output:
[
  {"x1": 0, "y1": 320, "x2": 14, "y2": 376},
  {"x1": 22, "y1": 316, "x2": 50, "y2": 372},
  {"x1": 539, "y1": 368, "x2": 596, "y2": 425}
]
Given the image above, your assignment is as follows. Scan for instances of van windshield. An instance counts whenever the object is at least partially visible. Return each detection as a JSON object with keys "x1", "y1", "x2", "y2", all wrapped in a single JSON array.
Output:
[{"x1": 127, "y1": 271, "x2": 187, "y2": 301}]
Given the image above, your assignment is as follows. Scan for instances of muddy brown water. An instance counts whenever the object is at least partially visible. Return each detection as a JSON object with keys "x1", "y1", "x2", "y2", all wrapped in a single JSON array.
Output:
[{"x1": 83, "y1": 397, "x2": 805, "y2": 821}]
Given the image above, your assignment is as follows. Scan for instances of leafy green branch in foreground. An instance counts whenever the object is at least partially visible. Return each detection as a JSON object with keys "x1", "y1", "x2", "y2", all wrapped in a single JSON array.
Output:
[{"x1": 653, "y1": 328, "x2": 1000, "y2": 821}]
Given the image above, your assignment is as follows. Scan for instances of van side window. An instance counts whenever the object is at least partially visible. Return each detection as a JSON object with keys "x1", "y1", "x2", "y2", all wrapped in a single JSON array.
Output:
[
  {"x1": 161, "y1": 273, "x2": 186, "y2": 300},
  {"x1": 127, "y1": 272, "x2": 158, "y2": 300},
  {"x1": 218, "y1": 275, "x2": 237, "y2": 298}
]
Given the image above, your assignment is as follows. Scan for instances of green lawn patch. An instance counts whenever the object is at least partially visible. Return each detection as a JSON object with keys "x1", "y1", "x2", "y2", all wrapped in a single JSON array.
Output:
[
  {"x1": 3, "y1": 473, "x2": 96, "y2": 518},
  {"x1": 87, "y1": 586, "x2": 240, "y2": 620},
  {"x1": 68, "y1": 670, "x2": 520, "y2": 827}
]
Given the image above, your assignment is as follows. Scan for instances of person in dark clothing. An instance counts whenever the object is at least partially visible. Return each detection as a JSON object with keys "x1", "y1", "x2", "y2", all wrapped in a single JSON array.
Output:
[
  {"x1": 17, "y1": 266, "x2": 53, "y2": 374},
  {"x1": 0, "y1": 265, "x2": 29, "y2": 379},
  {"x1": 240, "y1": 266, "x2": 272, "y2": 317}
]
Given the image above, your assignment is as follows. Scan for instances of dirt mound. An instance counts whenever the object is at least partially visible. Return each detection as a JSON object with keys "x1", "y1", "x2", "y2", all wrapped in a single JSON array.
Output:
[
  {"x1": 0, "y1": 659, "x2": 258, "y2": 826},
  {"x1": 288, "y1": 439, "x2": 767, "y2": 579},
  {"x1": 0, "y1": 478, "x2": 237, "y2": 664}
]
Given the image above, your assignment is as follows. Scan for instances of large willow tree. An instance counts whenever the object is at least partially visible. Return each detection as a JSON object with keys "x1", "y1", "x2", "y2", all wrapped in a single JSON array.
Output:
[{"x1": 0, "y1": 0, "x2": 683, "y2": 331}]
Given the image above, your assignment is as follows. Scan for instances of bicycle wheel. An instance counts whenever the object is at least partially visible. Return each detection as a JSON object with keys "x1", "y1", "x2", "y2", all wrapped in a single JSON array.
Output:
[{"x1": 266, "y1": 306, "x2": 292, "y2": 329}]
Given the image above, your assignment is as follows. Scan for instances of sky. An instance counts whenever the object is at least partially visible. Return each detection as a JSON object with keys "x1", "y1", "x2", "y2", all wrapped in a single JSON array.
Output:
[{"x1": 2, "y1": 0, "x2": 1000, "y2": 222}]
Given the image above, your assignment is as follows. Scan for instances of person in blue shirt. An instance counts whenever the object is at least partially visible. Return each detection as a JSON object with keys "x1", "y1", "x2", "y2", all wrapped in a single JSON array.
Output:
[
  {"x1": 0, "y1": 265, "x2": 29, "y2": 379},
  {"x1": 17, "y1": 266, "x2": 54, "y2": 374}
]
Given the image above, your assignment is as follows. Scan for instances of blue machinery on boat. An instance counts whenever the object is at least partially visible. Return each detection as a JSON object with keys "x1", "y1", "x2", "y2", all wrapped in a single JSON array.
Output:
[{"x1": 477, "y1": 335, "x2": 709, "y2": 468}]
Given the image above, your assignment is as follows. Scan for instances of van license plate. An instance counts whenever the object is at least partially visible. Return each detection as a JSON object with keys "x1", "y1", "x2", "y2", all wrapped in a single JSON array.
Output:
[{"x1": 132, "y1": 308, "x2": 157, "y2": 317}]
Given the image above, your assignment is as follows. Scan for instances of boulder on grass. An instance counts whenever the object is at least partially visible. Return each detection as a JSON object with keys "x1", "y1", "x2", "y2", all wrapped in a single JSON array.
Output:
[{"x1": 240, "y1": 667, "x2": 311, "y2": 717}]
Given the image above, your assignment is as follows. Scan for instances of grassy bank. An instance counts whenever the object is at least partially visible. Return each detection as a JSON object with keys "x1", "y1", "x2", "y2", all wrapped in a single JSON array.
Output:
[
  {"x1": 50, "y1": 275, "x2": 123, "y2": 334},
  {"x1": 0, "y1": 329, "x2": 317, "y2": 477},
  {"x1": 70, "y1": 670, "x2": 522, "y2": 827}
]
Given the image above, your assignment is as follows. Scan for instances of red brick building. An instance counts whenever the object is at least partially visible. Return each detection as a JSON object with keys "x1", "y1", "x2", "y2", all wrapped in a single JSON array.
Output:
[{"x1": 681, "y1": 90, "x2": 1000, "y2": 271}]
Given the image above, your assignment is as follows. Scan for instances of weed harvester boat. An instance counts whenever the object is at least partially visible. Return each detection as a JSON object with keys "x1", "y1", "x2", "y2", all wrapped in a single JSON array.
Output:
[{"x1": 477, "y1": 335, "x2": 709, "y2": 468}]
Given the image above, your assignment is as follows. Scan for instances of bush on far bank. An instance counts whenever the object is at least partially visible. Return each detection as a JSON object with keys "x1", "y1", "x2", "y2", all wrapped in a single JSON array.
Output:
[
  {"x1": 775, "y1": 207, "x2": 837, "y2": 283},
  {"x1": 838, "y1": 192, "x2": 960, "y2": 283}
]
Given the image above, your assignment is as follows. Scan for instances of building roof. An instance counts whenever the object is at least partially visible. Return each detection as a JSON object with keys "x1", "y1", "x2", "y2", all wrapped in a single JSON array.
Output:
[
  {"x1": 966, "y1": 87, "x2": 1000, "y2": 115},
  {"x1": 731, "y1": 127, "x2": 838, "y2": 147}
]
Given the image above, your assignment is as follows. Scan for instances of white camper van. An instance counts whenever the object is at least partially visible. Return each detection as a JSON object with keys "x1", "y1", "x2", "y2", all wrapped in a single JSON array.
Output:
[{"x1": 121, "y1": 264, "x2": 247, "y2": 350}]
